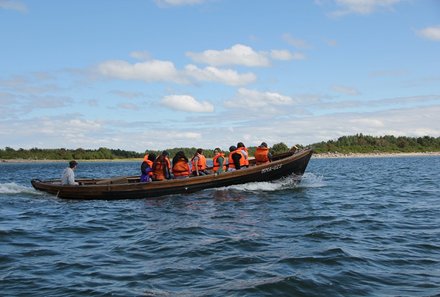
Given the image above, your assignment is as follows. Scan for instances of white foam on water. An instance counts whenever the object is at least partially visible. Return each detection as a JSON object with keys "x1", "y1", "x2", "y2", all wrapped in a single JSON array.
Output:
[
  {"x1": 298, "y1": 172, "x2": 326, "y2": 188},
  {"x1": 222, "y1": 173, "x2": 325, "y2": 193},
  {"x1": 0, "y1": 183, "x2": 42, "y2": 195}
]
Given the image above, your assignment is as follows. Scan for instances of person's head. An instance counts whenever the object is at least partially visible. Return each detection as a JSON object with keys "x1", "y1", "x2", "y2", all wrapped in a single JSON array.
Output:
[
  {"x1": 197, "y1": 148, "x2": 203, "y2": 154},
  {"x1": 237, "y1": 142, "x2": 245, "y2": 148},
  {"x1": 260, "y1": 142, "x2": 268, "y2": 148},
  {"x1": 229, "y1": 145, "x2": 237, "y2": 152},
  {"x1": 148, "y1": 153, "x2": 156, "y2": 162},
  {"x1": 69, "y1": 160, "x2": 78, "y2": 169},
  {"x1": 214, "y1": 147, "x2": 221, "y2": 154},
  {"x1": 176, "y1": 151, "x2": 185, "y2": 158},
  {"x1": 162, "y1": 151, "x2": 169, "y2": 157},
  {"x1": 143, "y1": 152, "x2": 150, "y2": 162}
]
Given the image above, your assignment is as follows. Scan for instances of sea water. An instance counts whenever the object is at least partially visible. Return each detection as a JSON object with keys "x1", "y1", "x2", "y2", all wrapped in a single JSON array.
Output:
[{"x1": 0, "y1": 156, "x2": 439, "y2": 296}]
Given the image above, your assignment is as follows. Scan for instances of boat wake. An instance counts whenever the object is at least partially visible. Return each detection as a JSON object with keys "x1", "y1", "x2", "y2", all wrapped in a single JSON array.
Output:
[
  {"x1": 223, "y1": 172, "x2": 325, "y2": 193},
  {"x1": 0, "y1": 183, "x2": 42, "y2": 195}
]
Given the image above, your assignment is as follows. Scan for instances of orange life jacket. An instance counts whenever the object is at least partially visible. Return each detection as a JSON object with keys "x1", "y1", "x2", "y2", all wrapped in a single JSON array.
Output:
[
  {"x1": 191, "y1": 154, "x2": 207, "y2": 171},
  {"x1": 255, "y1": 146, "x2": 270, "y2": 165},
  {"x1": 228, "y1": 149, "x2": 246, "y2": 169},
  {"x1": 212, "y1": 153, "x2": 226, "y2": 172},
  {"x1": 145, "y1": 159, "x2": 154, "y2": 176},
  {"x1": 142, "y1": 154, "x2": 154, "y2": 176},
  {"x1": 172, "y1": 158, "x2": 191, "y2": 177},
  {"x1": 237, "y1": 147, "x2": 249, "y2": 166},
  {"x1": 152, "y1": 156, "x2": 171, "y2": 181}
]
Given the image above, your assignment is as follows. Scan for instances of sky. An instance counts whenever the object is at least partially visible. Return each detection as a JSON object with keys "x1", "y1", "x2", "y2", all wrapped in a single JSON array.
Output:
[{"x1": 1, "y1": 0, "x2": 439, "y2": 152}]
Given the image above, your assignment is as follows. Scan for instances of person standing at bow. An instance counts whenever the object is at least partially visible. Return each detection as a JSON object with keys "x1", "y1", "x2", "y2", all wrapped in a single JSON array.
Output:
[{"x1": 191, "y1": 148, "x2": 208, "y2": 176}]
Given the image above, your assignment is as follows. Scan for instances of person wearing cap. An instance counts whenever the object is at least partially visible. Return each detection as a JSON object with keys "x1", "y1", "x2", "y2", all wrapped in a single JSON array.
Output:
[
  {"x1": 152, "y1": 151, "x2": 172, "y2": 181},
  {"x1": 254, "y1": 142, "x2": 272, "y2": 165},
  {"x1": 61, "y1": 160, "x2": 79, "y2": 185}
]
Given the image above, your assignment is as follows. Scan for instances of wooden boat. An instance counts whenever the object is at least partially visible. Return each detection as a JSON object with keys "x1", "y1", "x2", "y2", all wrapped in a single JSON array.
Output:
[{"x1": 31, "y1": 148, "x2": 313, "y2": 200}]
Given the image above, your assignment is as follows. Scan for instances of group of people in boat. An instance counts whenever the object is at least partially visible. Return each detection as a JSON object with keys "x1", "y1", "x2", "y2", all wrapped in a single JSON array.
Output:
[
  {"x1": 140, "y1": 142, "x2": 273, "y2": 182},
  {"x1": 60, "y1": 142, "x2": 273, "y2": 185}
]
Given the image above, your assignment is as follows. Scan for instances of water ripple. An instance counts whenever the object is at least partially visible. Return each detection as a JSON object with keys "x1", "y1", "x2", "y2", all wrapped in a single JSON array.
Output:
[{"x1": 1, "y1": 157, "x2": 439, "y2": 296}]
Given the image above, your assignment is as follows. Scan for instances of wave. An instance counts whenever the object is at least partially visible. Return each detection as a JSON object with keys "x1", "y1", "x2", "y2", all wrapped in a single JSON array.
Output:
[
  {"x1": 222, "y1": 172, "x2": 325, "y2": 193},
  {"x1": 0, "y1": 183, "x2": 42, "y2": 195}
]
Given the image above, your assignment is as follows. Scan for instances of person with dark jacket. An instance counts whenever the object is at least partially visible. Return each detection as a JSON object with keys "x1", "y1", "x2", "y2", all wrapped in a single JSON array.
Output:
[
  {"x1": 140, "y1": 153, "x2": 156, "y2": 182},
  {"x1": 228, "y1": 145, "x2": 242, "y2": 171}
]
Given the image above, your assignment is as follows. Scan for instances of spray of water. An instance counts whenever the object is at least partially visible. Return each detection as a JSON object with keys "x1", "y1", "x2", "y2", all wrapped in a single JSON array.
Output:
[
  {"x1": 222, "y1": 172, "x2": 325, "y2": 193},
  {"x1": 0, "y1": 183, "x2": 42, "y2": 195}
]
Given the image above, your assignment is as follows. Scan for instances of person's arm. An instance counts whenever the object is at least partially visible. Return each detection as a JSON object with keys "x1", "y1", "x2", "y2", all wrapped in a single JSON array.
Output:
[
  {"x1": 218, "y1": 157, "x2": 224, "y2": 173},
  {"x1": 194, "y1": 156, "x2": 199, "y2": 175}
]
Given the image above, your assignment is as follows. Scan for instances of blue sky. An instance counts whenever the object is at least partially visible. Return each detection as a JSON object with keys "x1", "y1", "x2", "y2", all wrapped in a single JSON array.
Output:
[{"x1": 1, "y1": 0, "x2": 439, "y2": 152}]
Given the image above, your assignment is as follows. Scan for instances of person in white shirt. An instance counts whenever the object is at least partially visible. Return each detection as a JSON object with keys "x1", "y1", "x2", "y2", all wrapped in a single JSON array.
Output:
[{"x1": 61, "y1": 160, "x2": 79, "y2": 185}]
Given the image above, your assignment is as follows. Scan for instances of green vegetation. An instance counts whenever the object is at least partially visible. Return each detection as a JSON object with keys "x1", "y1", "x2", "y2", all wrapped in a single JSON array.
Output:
[
  {"x1": 311, "y1": 134, "x2": 440, "y2": 154},
  {"x1": 1, "y1": 135, "x2": 439, "y2": 161},
  {"x1": 0, "y1": 143, "x2": 292, "y2": 161},
  {"x1": 0, "y1": 147, "x2": 142, "y2": 161}
]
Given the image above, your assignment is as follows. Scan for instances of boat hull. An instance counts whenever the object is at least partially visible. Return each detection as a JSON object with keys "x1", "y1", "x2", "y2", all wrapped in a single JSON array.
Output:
[{"x1": 31, "y1": 148, "x2": 313, "y2": 200}]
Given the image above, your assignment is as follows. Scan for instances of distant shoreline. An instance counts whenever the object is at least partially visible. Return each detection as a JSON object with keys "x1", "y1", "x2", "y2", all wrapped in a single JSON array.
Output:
[
  {"x1": 312, "y1": 151, "x2": 440, "y2": 158},
  {"x1": 0, "y1": 158, "x2": 140, "y2": 164},
  {"x1": 2, "y1": 151, "x2": 440, "y2": 163}
]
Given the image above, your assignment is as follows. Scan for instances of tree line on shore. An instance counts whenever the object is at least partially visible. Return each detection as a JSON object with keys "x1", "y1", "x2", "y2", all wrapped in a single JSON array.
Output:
[
  {"x1": 0, "y1": 143, "x2": 292, "y2": 160},
  {"x1": 311, "y1": 134, "x2": 440, "y2": 154},
  {"x1": 1, "y1": 134, "x2": 439, "y2": 160}
]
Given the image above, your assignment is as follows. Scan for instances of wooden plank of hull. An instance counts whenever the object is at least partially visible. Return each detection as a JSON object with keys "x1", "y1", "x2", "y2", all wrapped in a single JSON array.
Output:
[{"x1": 31, "y1": 148, "x2": 313, "y2": 200}]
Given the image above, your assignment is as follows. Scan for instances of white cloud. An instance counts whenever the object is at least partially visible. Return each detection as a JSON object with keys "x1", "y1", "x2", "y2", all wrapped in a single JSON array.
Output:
[
  {"x1": 155, "y1": 0, "x2": 206, "y2": 7},
  {"x1": 130, "y1": 51, "x2": 151, "y2": 60},
  {"x1": 97, "y1": 59, "x2": 255, "y2": 86},
  {"x1": 186, "y1": 44, "x2": 271, "y2": 67},
  {"x1": 184, "y1": 64, "x2": 256, "y2": 86},
  {"x1": 0, "y1": 0, "x2": 27, "y2": 12},
  {"x1": 291, "y1": 52, "x2": 306, "y2": 60},
  {"x1": 97, "y1": 59, "x2": 184, "y2": 83},
  {"x1": 332, "y1": 85, "x2": 360, "y2": 96},
  {"x1": 2, "y1": 104, "x2": 439, "y2": 151},
  {"x1": 326, "y1": 39, "x2": 338, "y2": 46},
  {"x1": 270, "y1": 50, "x2": 294, "y2": 61},
  {"x1": 282, "y1": 33, "x2": 311, "y2": 49},
  {"x1": 331, "y1": 0, "x2": 401, "y2": 16},
  {"x1": 225, "y1": 88, "x2": 295, "y2": 111},
  {"x1": 117, "y1": 103, "x2": 139, "y2": 110},
  {"x1": 417, "y1": 26, "x2": 440, "y2": 41},
  {"x1": 233, "y1": 105, "x2": 440, "y2": 147},
  {"x1": 161, "y1": 94, "x2": 214, "y2": 113},
  {"x1": 110, "y1": 90, "x2": 144, "y2": 99}
]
